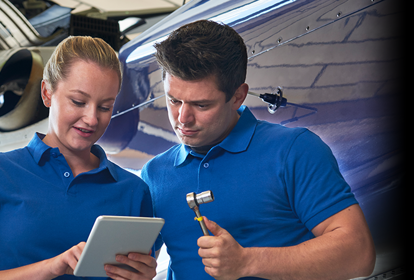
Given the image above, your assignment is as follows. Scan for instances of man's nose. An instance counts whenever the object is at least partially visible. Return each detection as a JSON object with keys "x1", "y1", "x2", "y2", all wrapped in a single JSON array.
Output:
[{"x1": 178, "y1": 104, "x2": 194, "y2": 124}]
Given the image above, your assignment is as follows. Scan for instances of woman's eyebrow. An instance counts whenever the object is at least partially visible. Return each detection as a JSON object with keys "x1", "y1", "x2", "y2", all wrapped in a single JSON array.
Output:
[{"x1": 70, "y1": 89, "x2": 115, "y2": 102}]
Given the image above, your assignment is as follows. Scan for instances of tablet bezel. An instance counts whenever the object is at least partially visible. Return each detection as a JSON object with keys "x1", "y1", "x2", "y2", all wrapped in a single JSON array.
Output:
[{"x1": 73, "y1": 215, "x2": 164, "y2": 277}]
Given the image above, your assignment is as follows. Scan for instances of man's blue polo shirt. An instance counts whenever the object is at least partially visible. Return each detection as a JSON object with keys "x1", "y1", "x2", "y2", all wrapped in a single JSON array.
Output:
[
  {"x1": 0, "y1": 133, "x2": 153, "y2": 279},
  {"x1": 141, "y1": 106, "x2": 357, "y2": 280}
]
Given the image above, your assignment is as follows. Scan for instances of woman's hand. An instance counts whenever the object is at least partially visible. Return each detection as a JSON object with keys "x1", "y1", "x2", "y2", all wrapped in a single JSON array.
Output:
[
  {"x1": 0, "y1": 242, "x2": 86, "y2": 280},
  {"x1": 104, "y1": 252, "x2": 157, "y2": 280},
  {"x1": 46, "y1": 242, "x2": 86, "y2": 277}
]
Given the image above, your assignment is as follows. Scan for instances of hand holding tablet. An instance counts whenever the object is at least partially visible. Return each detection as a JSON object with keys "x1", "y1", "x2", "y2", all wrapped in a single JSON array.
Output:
[{"x1": 74, "y1": 216, "x2": 164, "y2": 277}]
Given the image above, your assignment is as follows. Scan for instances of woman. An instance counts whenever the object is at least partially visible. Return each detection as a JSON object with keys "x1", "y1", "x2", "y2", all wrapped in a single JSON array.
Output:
[{"x1": 0, "y1": 36, "x2": 156, "y2": 280}]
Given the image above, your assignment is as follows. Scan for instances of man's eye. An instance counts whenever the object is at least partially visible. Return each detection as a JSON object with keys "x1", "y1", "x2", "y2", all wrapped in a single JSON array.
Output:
[
  {"x1": 196, "y1": 104, "x2": 209, "y2": 109},
  {"x1": 169, "y1": 99, "x2": 179, "y2": 105}
]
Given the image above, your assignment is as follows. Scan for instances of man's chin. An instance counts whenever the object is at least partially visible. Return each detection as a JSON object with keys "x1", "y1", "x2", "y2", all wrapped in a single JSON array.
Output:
[{"x1": 177, "y1": 136, "x2": 201, "y2": 147}]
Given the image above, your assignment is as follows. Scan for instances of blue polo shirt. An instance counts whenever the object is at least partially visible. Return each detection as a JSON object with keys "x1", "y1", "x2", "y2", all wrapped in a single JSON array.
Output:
[
  {"x1": 0, "y1": 133, "x2": 153, "y2": 279},
  {"x1": 141, "y1": 106, "x2": 357, "y2": 280}
]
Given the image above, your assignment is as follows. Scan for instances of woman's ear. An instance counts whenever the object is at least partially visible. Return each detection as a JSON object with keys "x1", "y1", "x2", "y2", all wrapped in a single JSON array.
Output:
[
  {"x1": 41, "y1": 80, "x2": 51, "y2": 108},
  {"x1": 231, "y1": 83, "x2": 249, "y2": 110}
]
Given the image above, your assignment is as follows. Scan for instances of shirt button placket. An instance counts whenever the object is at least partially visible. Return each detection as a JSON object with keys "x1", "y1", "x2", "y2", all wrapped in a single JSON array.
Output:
[{"x1": 198, "y1": 161, "x2": 210, "y2": 193}]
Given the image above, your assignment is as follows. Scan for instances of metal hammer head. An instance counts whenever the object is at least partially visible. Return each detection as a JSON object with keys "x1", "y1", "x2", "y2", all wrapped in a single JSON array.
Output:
[{"x1": 186, "y1": 190, "x2": 214, "y2": 210}]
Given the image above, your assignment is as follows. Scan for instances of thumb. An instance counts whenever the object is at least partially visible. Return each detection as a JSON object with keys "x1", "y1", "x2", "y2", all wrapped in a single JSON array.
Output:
[{"x1": 203, "y1": 216, "x2": 225, "y2": 237}]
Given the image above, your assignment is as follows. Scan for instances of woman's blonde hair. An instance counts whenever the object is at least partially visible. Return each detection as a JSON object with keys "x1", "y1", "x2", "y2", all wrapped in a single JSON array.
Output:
[{"x1": 43, "y1": 36, "x2": 122, "y2": 92}]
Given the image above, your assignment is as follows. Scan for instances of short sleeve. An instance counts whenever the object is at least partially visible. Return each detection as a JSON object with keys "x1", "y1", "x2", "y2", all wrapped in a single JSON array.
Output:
[
  {"x1": 283, "y1": 130, "x2": 358, "y2": 231},
  {"x1": 141, "y1": 163, "x2": 164, "y2": 251},
  {"x1": 139, "y1": 186, "x2": 154, "y2": 218}
]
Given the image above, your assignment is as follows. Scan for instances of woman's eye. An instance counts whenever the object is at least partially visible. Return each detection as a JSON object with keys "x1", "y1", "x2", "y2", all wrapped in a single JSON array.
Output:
[
  {"x1": 72, "y1": 100, "x2": 84, "y2": 106},
  {"x1": 99, "y1": 106, "x2": 110, "y2": 112}
]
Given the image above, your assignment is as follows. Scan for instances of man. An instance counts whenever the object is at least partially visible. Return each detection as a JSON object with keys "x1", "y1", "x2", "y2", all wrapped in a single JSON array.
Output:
[{"x1": 141, "y1": 20, "x2": 375, "y2": 280}]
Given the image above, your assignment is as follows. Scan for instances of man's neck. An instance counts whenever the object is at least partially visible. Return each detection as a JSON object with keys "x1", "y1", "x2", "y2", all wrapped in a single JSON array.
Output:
[{"x1": 190, "y1": 144, "x2": 217, "y2": 155}]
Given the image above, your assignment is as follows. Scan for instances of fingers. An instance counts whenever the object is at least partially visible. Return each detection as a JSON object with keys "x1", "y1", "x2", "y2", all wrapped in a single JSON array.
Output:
[
  {"x1": 198, "y1": 238, "x2": 224, "y2": 260},
  {"x1": 203, "y1": 217, "x2": 223, "y2": 236},
  {"x1": 123, "y1": 252, "x2": 157, "y2": 273},
  {"x1": 65, "y1": 242, "x2": 86, "y2": 274},
  {"x1": 198, "y1": 217, "x2": 229, "y2": 249},
  {"x1": 197, "y1": 218, "x2": 246, "y2": 279},
  {"x1": 104, "y1": 253, "x2": 157, "y2": 280},
  {"x1": 72, "y1": 242, "x2": 86, "y2": 260},
  {"x1": 48, "y1": 241, "x2": 86, "y2": 277},
  {"x1": 197, "y1": 218, "x2": 230, "y2": 265}
]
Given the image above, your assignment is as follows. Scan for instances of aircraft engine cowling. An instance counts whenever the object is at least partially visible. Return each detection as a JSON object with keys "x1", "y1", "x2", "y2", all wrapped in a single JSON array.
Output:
[{"x1": 0, "y1": 48, "x2": 49, "y2": 131}]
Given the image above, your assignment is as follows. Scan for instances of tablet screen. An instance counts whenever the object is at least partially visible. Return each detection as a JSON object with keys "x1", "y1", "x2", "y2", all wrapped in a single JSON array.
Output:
[{"x1": 74, "y1": 215, "x2": 164, "y2": 277}]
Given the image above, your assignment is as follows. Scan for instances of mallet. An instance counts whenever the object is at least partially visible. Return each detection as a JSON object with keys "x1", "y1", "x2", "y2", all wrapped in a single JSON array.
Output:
[{"x1": 186, "y1": 191, "x2": 214, "y2": 236}]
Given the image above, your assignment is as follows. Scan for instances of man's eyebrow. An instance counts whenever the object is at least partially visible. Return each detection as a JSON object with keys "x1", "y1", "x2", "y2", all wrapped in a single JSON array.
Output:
[
  {"x1": 70, "y1": 89, "x2": 115, "y2": 102},
  {"x1": 166, "y1": 93, "x2": 212, "y2": 104},
  {"x1": 165, "y1": 92, "x2": 175, "y2": 99}
]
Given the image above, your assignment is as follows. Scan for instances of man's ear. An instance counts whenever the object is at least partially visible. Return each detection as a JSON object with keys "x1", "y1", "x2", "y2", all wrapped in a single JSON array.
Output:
[
  {"x1": 231, "y1": 83, "x2": 249, "y2": 110},
  {"x1": 41, "y1": 80, "x2": 51, "y2": 108}
]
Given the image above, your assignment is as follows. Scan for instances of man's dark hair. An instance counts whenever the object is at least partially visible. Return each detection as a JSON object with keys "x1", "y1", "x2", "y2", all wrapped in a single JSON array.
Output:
[{"x1": 154, "y1": 20, "x2": 247, "y2": 102}]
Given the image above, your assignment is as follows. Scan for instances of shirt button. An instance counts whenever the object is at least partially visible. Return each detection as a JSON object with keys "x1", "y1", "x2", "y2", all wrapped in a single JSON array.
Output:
[
  {"x1": 203, "y1": 163, "x2": 209, "y2": 168},
  {"x1": 63, "y1": 172, "x2": 70, "y2": 178}
]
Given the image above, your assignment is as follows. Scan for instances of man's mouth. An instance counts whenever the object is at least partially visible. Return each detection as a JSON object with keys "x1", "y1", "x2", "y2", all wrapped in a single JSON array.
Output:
[{"x1": 177, "y1": 127, "x2": 199, "y2": 136}]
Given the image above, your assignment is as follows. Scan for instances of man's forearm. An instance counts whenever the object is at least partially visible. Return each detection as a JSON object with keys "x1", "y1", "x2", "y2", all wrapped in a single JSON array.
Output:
[
  {"x1": 240, "y1": 208, "x2": 375, "y2": 279},
  {"x1": 242, "y1": 235, "x2": 373, "y2": 279},
  {"x1": 199, "y1": 206, "x2": 375, "y2": 280}
]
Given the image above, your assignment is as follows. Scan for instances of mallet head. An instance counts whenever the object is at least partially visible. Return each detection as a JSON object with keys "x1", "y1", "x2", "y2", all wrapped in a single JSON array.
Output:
[
  {"x1": 186, "y1": 190, "x2": 214, "y2": 210},
  {"x1": 186, "y1": 190, "x2": 215, "y2": 236}
]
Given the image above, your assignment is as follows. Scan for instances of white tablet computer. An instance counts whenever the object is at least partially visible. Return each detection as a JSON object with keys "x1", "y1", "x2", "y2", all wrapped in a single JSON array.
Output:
[{"x1": 73, "y1": 215, "x2": 164, "y2": 277}]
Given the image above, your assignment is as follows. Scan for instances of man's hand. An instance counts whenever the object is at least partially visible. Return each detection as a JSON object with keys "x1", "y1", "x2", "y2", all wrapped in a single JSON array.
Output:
[
  {"x1": 197, "y1": 217, "x2": 247, "y2": 280},
  {"x1": 104, "y1": 252, "x2": 157, "y2": 280}
]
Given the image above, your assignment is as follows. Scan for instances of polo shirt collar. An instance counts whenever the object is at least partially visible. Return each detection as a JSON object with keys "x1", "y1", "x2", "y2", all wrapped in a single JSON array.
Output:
[
  {"x1": 174, "y1": 144, "x2": 192, "y2": 166},
  {"x1": 28, "y1": 133, "x2": 51, "y2": 164},
  {"x1": 90, "y1": 144, "x2": 119, "y2": 181},
  {"x1": 174, "y1": 106, "x2": 257, "y2": 166},
  {"x1": 219, "y1": 106, "x2": 257, "y2": 153},
  {"x1": 27, "y1": 133, "x2": 118, "y2": 181}
]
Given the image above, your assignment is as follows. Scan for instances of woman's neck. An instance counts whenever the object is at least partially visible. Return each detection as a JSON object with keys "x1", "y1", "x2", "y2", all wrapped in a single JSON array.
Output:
[
  {"x1": 64, "y1": 151, "x2": 100, "y2": 177},
  {"x1": 42, "y1": 134, "x2": 99, "y2": 177}
]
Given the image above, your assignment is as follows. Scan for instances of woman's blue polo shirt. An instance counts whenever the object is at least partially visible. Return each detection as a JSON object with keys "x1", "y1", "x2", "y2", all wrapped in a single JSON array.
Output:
[
  {"x1": 141, "y1": 106, "x2": 358, "y2": 280},
  {"x1": 0, "y1": 133, "x2": 153, "y2": 279}
]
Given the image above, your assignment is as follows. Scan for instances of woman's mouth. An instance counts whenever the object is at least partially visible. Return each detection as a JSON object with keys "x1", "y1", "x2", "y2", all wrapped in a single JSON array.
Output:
[{"x1": 74, "y1": 126, "x2": 94, "y2": 136}]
